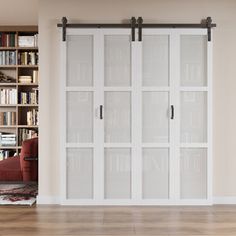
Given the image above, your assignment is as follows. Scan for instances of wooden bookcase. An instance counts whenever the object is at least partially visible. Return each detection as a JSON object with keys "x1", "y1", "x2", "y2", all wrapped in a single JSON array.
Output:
[{"x1": 0, "y1": 26, "x2": 39, "y2": 158}]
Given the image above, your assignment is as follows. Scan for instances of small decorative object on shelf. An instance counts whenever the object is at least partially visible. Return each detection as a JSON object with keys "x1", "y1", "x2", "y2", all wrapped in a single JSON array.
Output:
[
  {"x1": 0, "y1": 71, "x2": 16, "y2": 83},
  {"x1": 0, "y1": 26, "x2": 39, "y2": 156}
]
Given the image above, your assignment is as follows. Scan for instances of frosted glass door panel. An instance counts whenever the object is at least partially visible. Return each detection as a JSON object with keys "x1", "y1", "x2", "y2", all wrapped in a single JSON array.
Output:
[
  {"x1": 180, "y1": 148, "x2": 207, "y2": 199},
  {"x1": 105, "y1": 148, "x2": 131, "y2": 199},
  {"x1": 67, "y1": 148, "x2": 93, "y2": 199},
  {"x1": 143, "y1": 92, "x2": 169, "y2": 143},
  {"x1": 143, "y1": 148, "x2": 169, "y2": 199},
  {"x1": 104, "y1": 92, "x2": 131, "y2": 143},
  {"x1": 67, "y1": 35, "x2": 93, "y2": 86},
  {"x1": 104, "y1": 35, "x2": 131, "y2": 86},
  {"x1": 180, "y1": 35, "x2": 207, "y2": 86},
  {"x1": 142, "y1": 35, "x2": 169, "y2": 86},
  {"x1": 67, "y1": 92, "x2": 93, "y2": 143},
  {"x1": 180, "y1": 92, "x2": 207, "y2": 143}
]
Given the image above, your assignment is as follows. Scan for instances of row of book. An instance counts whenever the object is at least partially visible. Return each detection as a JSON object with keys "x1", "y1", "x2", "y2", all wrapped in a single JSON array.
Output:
[
  {"x1": 0, "y1": 33, "x2": 16, "y2": 47},
  {"x1": 0, "y1": 112, "x2": 16, "y2": 125},
  {"x1": 0, "y1": 133, "x2": 16, "y2": 146},
  {"x1": 18, "y1": 51, "x2": 38, "y2": 65},
  {"x1": 27, "y1": 109, "x2": 38, "y2": 126},
  {"x1": 0, "y1": 51, "x2": 17, "y2": 65},
  {"x1": 18, "y1": 128, "x2": 38, "y2": 145},
  {"x1": 0, "y1": 88, "x2": 17, "y2": 104},
  {"x1": 18, "y1": 34, "x2": 38, "y2": 47},
  {"x1": 18, "y1": 70, "x2": 38, "y2": 83},
  {"x1": 19, "y1": 89, "x2": 38, "y2": 105},
  {"x1": 0, "y1": 150, "x2": 16, "y2": 161}
]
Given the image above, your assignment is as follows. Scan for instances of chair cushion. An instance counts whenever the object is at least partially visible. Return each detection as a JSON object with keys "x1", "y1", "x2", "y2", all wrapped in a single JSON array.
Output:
[{"x1": 0, "y1": 157, "x2": 22, "y2": 181}]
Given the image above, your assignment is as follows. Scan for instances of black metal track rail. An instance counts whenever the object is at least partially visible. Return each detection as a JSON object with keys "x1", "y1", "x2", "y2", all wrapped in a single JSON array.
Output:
[{"x1": 58, "y1": 16, "x2": 216, "y2": 41}]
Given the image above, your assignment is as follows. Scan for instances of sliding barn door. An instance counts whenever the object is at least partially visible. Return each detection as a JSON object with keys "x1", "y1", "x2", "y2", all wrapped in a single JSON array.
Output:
[
  {"x1": 102, "y1": 31, "x2": 132, "y2": 200},
  {"x1": 61, "y1": 28, "x2": 212, "y2": 205},
  {"x1": 179, "y1": 33, "x2": 211, "y2": 201},
  {"x1": 141, "y1": 32, "x2": 172, "y2": 200}
]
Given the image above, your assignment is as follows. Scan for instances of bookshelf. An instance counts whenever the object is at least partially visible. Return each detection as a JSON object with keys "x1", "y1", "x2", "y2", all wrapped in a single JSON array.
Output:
[{"x1": 0, "y1": 26, "x2": 38, "y2": 160}]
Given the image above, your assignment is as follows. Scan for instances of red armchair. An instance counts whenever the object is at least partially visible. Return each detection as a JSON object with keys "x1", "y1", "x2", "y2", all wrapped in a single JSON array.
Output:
[{"x1": 0, "y1": 137, "x2": 38, "y2": 182}]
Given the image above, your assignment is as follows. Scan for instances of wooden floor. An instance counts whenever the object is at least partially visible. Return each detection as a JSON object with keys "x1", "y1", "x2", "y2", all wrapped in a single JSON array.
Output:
[{"x1": 0, "y1": 205, "x2": 236, "y2": 235}]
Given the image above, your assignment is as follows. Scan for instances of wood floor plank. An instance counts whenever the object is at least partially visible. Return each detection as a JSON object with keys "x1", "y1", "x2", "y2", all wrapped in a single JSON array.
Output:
[{"x1": 0, "y1": 205, "x2": 236, "y2": 235}]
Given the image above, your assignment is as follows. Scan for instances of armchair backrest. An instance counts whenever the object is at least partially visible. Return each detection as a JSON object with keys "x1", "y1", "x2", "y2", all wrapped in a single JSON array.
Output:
[{"x1": 20, "y1": 137, "x2": 38, "y2": 181}]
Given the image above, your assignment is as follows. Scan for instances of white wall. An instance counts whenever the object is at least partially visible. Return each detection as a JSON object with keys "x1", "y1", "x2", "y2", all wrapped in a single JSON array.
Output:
[
  {"x1": 0, "y1": 0, "x2": 38, "y2": 25},
  {"x1": 38, "y1": 0, "x2": 236, "y2": 201},
  {"x1": 1, "y1": 0, "x2": 236, "y2": 201}
]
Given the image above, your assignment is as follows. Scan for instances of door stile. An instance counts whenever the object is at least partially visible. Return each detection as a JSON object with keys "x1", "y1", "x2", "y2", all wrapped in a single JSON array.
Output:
[
  {"x1": 60, "y1": 36, "x2": 67, "y2": 203},
  {"x1": 207, "y1": 35, "x2": 213, "y2": 203},
  {"x1": 93, "y1": 30, "x2": 104, "y2": 200},
  {"x1": 169, "y1": 32, "x2": 181, "y2": 201},
  {"x1": 131, "y1": 41, "x2": 142, "y2": 200}
]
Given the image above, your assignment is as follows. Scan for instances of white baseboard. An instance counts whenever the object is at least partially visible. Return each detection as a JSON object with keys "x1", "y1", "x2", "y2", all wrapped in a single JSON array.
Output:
[
  {"x1": 36, "y1": 196, "x2": 236, "y2": 205},
  {"x1": 36, "y1": 195, "x2": 60, "y2": 205},
  {"x1": 213, "y1": 197, "x2": 236, "y2": 204}
]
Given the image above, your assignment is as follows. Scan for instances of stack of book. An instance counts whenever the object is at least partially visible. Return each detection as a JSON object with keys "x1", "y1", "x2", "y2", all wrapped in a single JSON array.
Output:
[
  {"x1": 0, "y1": 88, "x2": 17, "y2": 104},
  {"x1": 18, "y1": 34, "x2": 38, "y2": 47},
  {"x1": 19, "y1": 88, "x2": 38, "y2": 104},
  {"x1": 18, "y1": 128, "x2": 37, "y2": 145},
  {"x1": 0, "y1": 150, "x2": 16, "y2": 161},
  {"x1": 27, "y1": 109, "x2": 38, "y2": 126},
  {"x1": 0, "y1": 51, "x2": 16, "y2": 65},
  {"x1": 0, "y1": 111, "x2": 16, "y2": 125},
  {"x1": 0, "y1": 133, "x2": 16, "y2": 146},
  {"x1": 18, "y1": 75, "x2": 32, "y2": 84},
  {"x1": 0, "y1": 33, "x2": 16, "y2": 47},
  {"x1": 18, "y1": 51, "x2": 38, "y2": 65}
]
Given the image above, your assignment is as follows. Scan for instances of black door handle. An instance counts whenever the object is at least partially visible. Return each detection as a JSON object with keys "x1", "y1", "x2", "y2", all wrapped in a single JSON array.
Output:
[
  {"x1": 100, "y1": 105, "x2": 103, "y2": 119},
  {"x1": 171, "y1": 105, "x2": 174, "y2": 119}
]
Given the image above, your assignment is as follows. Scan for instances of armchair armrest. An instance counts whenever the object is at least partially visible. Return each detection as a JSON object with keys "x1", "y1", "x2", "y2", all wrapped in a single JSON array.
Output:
[{"x1": 24, "y1": 157, "x2": 38, "y2": 161}]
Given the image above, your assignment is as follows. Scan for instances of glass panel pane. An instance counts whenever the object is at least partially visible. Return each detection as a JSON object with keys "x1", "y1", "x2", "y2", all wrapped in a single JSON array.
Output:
[
  {"x1": 67, "y1": 35, "x2": 93, "y2": 86},
  {"x1": 104, "y1": 92, "x2": 131, "y2": 143},
  {"x1": 143, "y1": 148, "x2": 169, "y2": 199},
  {"x1": 180, "y1": 148, "x2": 207, "y2": 199},
  {"x1": 104, "y1": 35, "x2": 131, "y2": 86},
  {"x1": 180, "y1": 35, "x2": 207, "y2": 86},
  {"x1": 67, "y1": 148, "x2": 93, "y2": 199},
  {"x1": 105, "y1": 148, "x2": 131, "y2": 199},
  {"x1": 180, "y1": 92, "x2": 207, "y2": 143},
  {"x1": 143, "y1": 35, "x2": 169, "y2": 86},
  {"x1": 143, "y1": 92, "x2": 169, "y2": 143},
  {"x1": 67, "y1": 92, "x2": 93, "y2": 143}
]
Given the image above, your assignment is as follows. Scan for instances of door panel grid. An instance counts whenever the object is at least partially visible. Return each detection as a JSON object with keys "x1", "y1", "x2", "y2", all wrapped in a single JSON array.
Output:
[{"x1": 61, "y1": 28, "x2": 212, "y2": 205}]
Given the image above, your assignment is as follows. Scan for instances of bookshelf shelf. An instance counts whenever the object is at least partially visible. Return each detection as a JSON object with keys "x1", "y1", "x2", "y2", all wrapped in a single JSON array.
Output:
[
  {"x1": 0, "y1": 83, "x2": 17, "y2": 86},
  {"x1": 0, "y1": 146, "x2": 19, "y2": 149},
  {"x1": 18, "y1": 104, "x2": 38, "y2": 107},
  {"x1": 17, "y1": 47, "x2": 38, "y2": 50},
  {"x1": 0, "y1": 47, "x2": 17, "y2": 50},
  {"x1": 0, "y1": 26, "x2": 39, "y2": 157},
  {"x1": 17, "y1": 125, "x2": 38, "y2": 128},
  {"x1": 0, "y1": 125, "x2": 17, "y2": 128},
  {"x1": 0, "y1": 104, "x2": 17, "y2": 107},
  {"x1": 0, "y1": 65, "x2": 17, "y2": 68},
  {"x1": 18, "y1": 83, "x2": 38, "y2": 86},
  {"x1": 17, "y1": 65, "x2": 38, "y2": 68}
]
